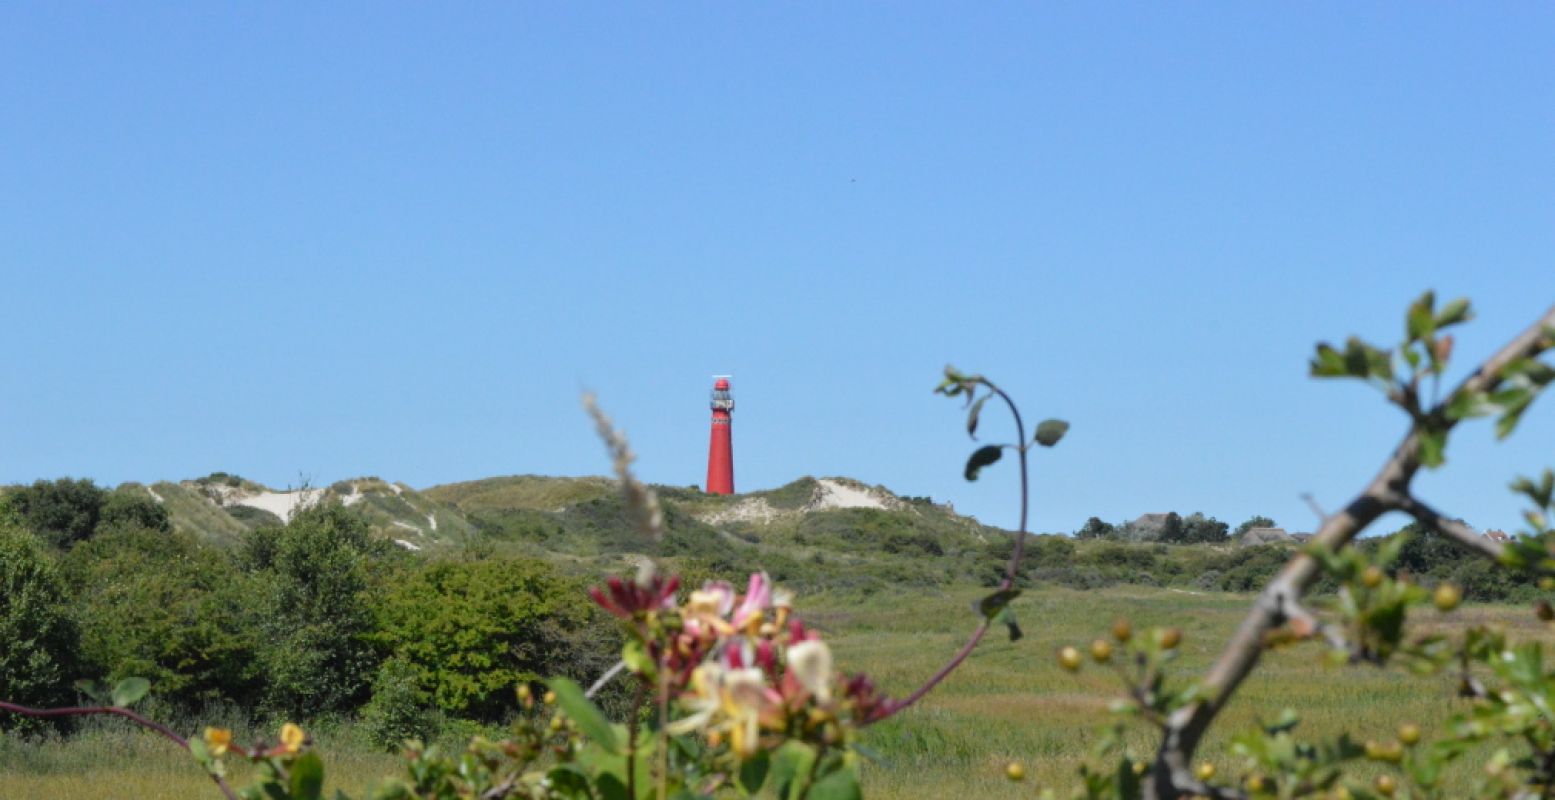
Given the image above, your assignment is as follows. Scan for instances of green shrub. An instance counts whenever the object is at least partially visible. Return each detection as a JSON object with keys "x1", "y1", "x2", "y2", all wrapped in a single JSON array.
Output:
[
  {"x1": 361, "y1": 657, "x2": 432, "y2": 750},
  {"x1": 370, "y1": 558, "x2": 606, "y2": 721},
  {"x1": 61, "y1": 527, "x2": 262, "y2": 709},
  {"x1": 3, "y1": 478, "x2": 106, "y2": 548},
  {"x1": 0, "y1": 524, "x2": 80, "y2": 728},
  {"x1": 245, "y1": 506, "x2": 388, "y2": 717},
  {"x1": 97, "y1": 489, "x2": 172, "y2": 535}
]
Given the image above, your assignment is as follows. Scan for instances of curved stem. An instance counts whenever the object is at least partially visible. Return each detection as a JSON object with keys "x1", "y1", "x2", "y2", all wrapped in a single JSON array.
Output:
[
  {"x1": 870, "y1": 378, "x2": 1033, "y2": 723},
  {"x1": 0, "y1": 701, "x2": 239, "y2": 800}
]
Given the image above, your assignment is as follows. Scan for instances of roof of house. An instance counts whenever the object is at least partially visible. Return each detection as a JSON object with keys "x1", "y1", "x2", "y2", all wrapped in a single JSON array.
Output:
[{"x1": 1240, "y1": 526, "x2": 1294, "y2": 547}]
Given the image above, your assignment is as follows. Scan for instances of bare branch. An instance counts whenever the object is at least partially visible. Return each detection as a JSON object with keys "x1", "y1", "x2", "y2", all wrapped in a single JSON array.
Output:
[
  {"x1": 1148, "y1": 304, "x2": 1555, "y2": 800},
  {"x1": 1396, "y1": 495, "x2": 1506, "y2": 563}
]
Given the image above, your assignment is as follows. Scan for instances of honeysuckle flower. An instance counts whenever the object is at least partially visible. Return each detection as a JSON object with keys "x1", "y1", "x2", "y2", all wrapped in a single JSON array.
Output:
[
  {"x1": 279, "y1": 722, "x2": 306, "y2": 755},
  {"x1": 786, "y1": 639, "x2": 835, "y2": 705},
  {"x1": 684, "y1": 581, "x2": 737, "y2": 636},
  {"x1": 668, "y1": 663, "x2": 783, "y2": 759},
  {"x1": 731, "y1": 572, "x2": 772, "y2": 629},
  {"x1": 203, "y1": 727, "x2": 231, "y2": 757},
  {"x1": 590, "y1": 572, "x2": 680, "y2": 620}
]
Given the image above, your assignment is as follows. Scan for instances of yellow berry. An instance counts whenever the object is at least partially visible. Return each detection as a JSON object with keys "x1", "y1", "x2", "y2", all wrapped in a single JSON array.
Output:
[
  {"x1": 1374, "y1": 774, "x2": 1397, "y2": 796},
  {"x1": 1364, "y1": 740, "x2": 1385, "y2": 760},
  {"x1": 1158, "y1": 627, "x2": 1183, "y2": 650},
  {"x1": 1361, "y1": 566, "x2": 1385, "y2": 588},
  {"x1": 1244, "y1": 774, "x2": 1265, "y2": 792},
  {"x1": 1195, "y1": 761, "x2": 1216, "y2": 781},
  {"x1": 543, "y1": 690, "x2": 557, "y2": 704},
  {"x1": 1434, "y1": 584, "x2": 1462, "y2": 612},
  {"x1": 1005, "y1": 762, "x2": 1025, "y2": 781},
  {"x1": 1090, "y1": 639, "x2": 1113, "y2": 663},
  {"x1": 1132, "y1": 760, "x2": 1147, "y2": 776},
  {"x1": 1112, "y1": 619, "x2": 1133, "y2": 643},
  {"x1": 1398, "y1": 722, "x2": 1421, "y2": 746},
  {"x1": 1058, "y1": 646, "x2": 1083, "y2": 672}
]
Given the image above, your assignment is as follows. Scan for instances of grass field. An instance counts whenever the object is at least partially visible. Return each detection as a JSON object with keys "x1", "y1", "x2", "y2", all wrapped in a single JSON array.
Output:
[{"x1": 0, "y1": 584, "x2": 1535, "y2": 798}]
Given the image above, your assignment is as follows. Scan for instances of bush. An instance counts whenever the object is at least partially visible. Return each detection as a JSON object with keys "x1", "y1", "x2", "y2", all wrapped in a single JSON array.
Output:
[
  {"x1": 361, "y1": 657, "x2": 433, "y2": 750},
  {"x1": 0, "y1": 524, "x2": 80, "y2": 728},
  {"x1": 4, "y1": 478, "x2": 106, "y2": 548},
  {"x1": 97, "y1": 489, "x2": 172, "y2": 535},
  {"x1": 245, "y1": 506, "x2": 388, "y2": 717},
  {"x1": 61, "y1": 527, "x2": 262, "y2": 709},
  {"x1": 370, "y1": 558, "x2": 609, "y2": 721}
]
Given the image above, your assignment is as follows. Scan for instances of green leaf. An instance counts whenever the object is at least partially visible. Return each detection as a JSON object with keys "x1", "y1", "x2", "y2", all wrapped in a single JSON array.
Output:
[
  {"x1": 1407, "y1": 291, "x2": 1435, "y2": 341},
  {"x1": 806, "y1": 764, "x2": 861, "y2": 800},
  {"x1": 1114, "y1": 755, "x2": 1141, "y2": 799},
  {"x1": 966, "y1": 395, "x2": 990, "y2": 440},
  {"x1": 996, "y1": 608, "x2": 1023, "y2": 642},
  {"x1": 1419, "y1": 429, "x2": 1447, "y2": 469},
  {"x1": 1445, "y1": 389, "x2": 1494, "y2": 420},
  {"x1": 1434, "y1": 297, "x2": 1473, "y2": 329},
  {"x1": 111, "y1": 677, "x2": 150, "y2": 708},
  {"x1": 547, "y1": 677, "x2": 620, "y2": 755},
  {"x1": 770, "y1": 742, "x2": 817, "y2": 800},
  {"x1": 1510, "y1": 470, "x2": 1554, "y2": 510},
  {"x1": 1311, "y1": 343, "x2": 1348, "y2": 377},
  {"x1": 1034, "y1": 419, "x2": 1070, "y2": 447},
  {"x1": 964, "y1": 445, "x2": 1003, "y2": 481},
  {"x1": 975, "y1": 588, "x2": 1021, "y2": 620},
  {"x1": 289, "y1": 752, "x2": 325, "y2": 800},
  {"x1": 738, "y1": 750, "x2": 771, "y2": 795}
]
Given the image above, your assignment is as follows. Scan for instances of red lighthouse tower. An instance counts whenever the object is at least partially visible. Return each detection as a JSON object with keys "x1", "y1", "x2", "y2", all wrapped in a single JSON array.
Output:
[{"x1": 706, "y1": 376, "x2": 735, "y2": 494}]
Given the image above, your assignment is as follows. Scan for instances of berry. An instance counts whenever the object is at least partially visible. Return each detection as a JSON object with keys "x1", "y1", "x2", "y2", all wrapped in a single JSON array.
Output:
[{"x1": 1433, "y1": 584, "x2": 1462, "y2": 612}]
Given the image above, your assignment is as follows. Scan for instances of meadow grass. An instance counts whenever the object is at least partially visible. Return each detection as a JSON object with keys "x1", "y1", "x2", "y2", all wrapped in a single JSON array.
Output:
[{"x1": 1, "y1": 585, "x2": 1536, "y2": 798}]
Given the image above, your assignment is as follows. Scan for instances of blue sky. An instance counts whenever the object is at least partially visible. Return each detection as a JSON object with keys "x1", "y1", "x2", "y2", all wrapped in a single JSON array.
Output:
[{"x1": 2, "y1": 4, "x2": 1551, "y2": 535}]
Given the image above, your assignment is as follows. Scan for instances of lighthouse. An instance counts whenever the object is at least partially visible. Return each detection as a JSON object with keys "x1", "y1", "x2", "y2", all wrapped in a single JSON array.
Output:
[{"x1": 706, "y1": 376, "x2": 735, "y2": 494}]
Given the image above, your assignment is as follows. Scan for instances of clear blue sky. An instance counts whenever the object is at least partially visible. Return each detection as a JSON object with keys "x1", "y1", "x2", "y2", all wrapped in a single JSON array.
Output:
[{"x1": 3, "y1": 5, "x2": 1552, "y2": 535}]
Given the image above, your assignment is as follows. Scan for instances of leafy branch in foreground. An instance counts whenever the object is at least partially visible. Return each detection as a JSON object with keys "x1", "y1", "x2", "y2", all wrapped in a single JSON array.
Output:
[{"x1": 1045, "y1": 295, "x2": 1555, "y2": 799}]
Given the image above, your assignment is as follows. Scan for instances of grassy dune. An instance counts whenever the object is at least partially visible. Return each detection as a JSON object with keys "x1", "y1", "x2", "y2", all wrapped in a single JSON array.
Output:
[{"x1": 1, "y1": 585, "x2": 1533, "y2": 798}]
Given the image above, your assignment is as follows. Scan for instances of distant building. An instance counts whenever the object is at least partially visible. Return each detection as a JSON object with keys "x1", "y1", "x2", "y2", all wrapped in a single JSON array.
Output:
[
  {"x1": 1484, "y1": 529, "x2": 1511, "y2": 544},
  {"x1": 1127, "y1": 513, "x2": 1172, "y2": 540},
  {"x1": 1240, "y1": 527, "x2": 1294, "y2": 547}
]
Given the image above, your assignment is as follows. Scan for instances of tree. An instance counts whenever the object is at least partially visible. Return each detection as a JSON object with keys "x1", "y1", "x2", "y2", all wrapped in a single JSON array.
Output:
[
  {"x1": 371, "y1": 558, "x2": 609, "y2": 720},
  {"x1": 1076, "y1": 517, "x2": 1117, "y2": 540},
  {"x1": 4, "y1": 477, "x2": 106, "y2": 548},
  {"x1": 1232, "y1": 515, "x2": 1276, "y2": 538},
  {"x1": 245, "y1": 506, "x2": 389, "y2": 717},
  {"x1": 0, "y1": 523, "x2": 80, "y2": 728},
  {"x1": 62, "y1": 527, "x2": 262, "y2": 709},
  {"x1": 1155, "y1": 512, "x2": 1185, "y2": 543},
  {"x1": 97, "y1": 488, "x2": 172, "y2": 535},
  {"x1": 1180, "y1": 512, "x2": 1229, "y2": 544}
]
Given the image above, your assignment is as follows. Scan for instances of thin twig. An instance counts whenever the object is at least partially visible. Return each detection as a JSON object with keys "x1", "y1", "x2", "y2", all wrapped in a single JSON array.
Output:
[
  {"x1": 872, "y1": 380, "x2": 1033, "y2": 723},
  {"x1": 0, "y1": 701, "x2": 240, "y2": 800}
]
